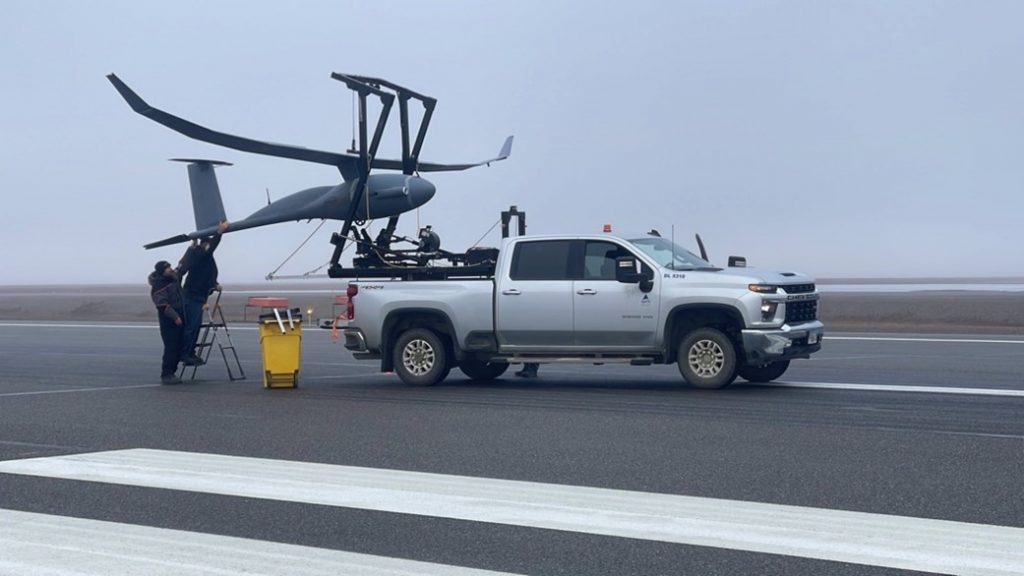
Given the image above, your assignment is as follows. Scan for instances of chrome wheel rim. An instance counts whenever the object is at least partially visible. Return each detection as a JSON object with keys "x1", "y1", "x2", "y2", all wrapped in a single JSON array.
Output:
[
  {"x1": 688, "y1": 339, "x2": 724, "y2": 378},
  {"x1": 402, "y1": 339, "x2": 435, "y2": 376}
]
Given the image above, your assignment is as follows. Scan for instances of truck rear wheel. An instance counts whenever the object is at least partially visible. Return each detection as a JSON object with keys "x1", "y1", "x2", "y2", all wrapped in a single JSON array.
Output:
[
  {"x1": 458, "y1": 356, "x2": 509, "y2": 381},
  {"x1": 677, "y1": 327, "x2": 737, "y2": 389},
  {"x1": 393, "y1": 328, "x2": 450, "y2": 386},
  {"x1": 738, "y1": 360, "x2": 790, "y2": 383}
]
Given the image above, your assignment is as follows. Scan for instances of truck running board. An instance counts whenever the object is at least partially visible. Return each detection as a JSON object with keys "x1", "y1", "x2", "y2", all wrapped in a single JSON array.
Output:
[{"x1": 496, "y1": 356, "x2": 660, "y2": 365}]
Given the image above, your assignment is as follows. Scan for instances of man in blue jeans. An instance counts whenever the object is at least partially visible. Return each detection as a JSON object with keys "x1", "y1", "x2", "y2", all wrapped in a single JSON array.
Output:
[{"x1": 179, "y1": 221, "x2": 229, "y2": 365}]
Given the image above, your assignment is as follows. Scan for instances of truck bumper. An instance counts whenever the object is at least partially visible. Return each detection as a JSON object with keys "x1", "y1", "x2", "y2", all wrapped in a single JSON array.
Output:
[
  {"x1": 740, "y1": 321, "x2": 824, "y2": 365},
  {"x1": 342, "y1": 328, "x2": 368, "y2": 352}
]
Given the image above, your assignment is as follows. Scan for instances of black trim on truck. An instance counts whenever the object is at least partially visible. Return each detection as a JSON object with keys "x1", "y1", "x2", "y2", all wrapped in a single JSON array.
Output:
[
  {"x1": 464, "y1": 331, "x2": 498, "y2": 352},
  {"x1": 663, "y1": 304, "x2": 746, "y2": 364},
  {"x1": 380, "y1": 308, "x2": 459, "y2": 372}
]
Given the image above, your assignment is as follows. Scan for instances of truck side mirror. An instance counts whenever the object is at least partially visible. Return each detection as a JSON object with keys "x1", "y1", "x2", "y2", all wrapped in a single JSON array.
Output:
[
  {"x1": 728, "y1": 256, "x2": 747, "y2": 268},
  {"x1": 615, "y1": 256, "x2": 654, "y2": 293},
  {"x1": 615, "y1": 256, "x2": 641, "y2": 284}
]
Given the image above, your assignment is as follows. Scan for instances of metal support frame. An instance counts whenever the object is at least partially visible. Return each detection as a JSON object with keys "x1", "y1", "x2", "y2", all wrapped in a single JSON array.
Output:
[
  {"x1": 501, "y1": 205, "x2": 527, "y2": 238},
  {"x1": 326, "y1": 74, "x2": 438, "y2": 278},
  {"x1": 328, "y1": 74, "x2": 396, "y2": 272}
]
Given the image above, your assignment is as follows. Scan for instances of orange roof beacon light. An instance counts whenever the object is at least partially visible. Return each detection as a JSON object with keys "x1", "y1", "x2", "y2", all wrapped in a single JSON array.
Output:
[{"x1": 603, "y1": 224, "x2": 612, "y2": 233}]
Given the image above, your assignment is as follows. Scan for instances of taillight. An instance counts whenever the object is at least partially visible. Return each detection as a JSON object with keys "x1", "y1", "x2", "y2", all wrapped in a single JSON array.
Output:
[{"x1": 346, "y1": 284, "x2": 358, "y2": 320}]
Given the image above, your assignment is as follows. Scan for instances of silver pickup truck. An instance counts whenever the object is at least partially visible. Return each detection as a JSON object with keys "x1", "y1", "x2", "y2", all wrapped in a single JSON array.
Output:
[{"x1": 342, "y1": 233, "x2": 823, "y2": 388}]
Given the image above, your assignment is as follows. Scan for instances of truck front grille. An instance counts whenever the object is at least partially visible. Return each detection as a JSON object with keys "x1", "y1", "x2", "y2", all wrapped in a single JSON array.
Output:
[
  {"x1": 785, "y1": 300, "x2": 818, "y2": 323},
  {"x1": 783, "y1": 283, "x2": 816, "y2": 294}
]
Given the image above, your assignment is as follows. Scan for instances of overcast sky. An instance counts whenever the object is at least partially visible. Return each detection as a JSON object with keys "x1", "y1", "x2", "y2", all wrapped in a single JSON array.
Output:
[{"x1": 2, "y1": 1, "x2": 1022, "y2": 285}]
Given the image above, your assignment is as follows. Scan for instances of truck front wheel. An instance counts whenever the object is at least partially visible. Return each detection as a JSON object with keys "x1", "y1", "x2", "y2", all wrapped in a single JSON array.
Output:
[
  {"x1": 738, "y1": 360, "x2": 790, "y2": 383},
  {"x1": 393, "y1": 328, "x2": 450, "y2": 386},
  {"x1": 459, "y1": 356, "x2": 509, "y2": 381},
  {"x1": 677, "y1": 328, "x2": 738, "y2": 389}
]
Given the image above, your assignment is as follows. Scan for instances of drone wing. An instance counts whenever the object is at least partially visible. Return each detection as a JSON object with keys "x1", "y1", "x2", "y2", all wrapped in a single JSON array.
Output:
[
  {"x1": 107, "y1": 74, "x2": 360, "y2": 180},
  {"x1": 371, "y1": 135, "x2": 514, "y2": 173}
]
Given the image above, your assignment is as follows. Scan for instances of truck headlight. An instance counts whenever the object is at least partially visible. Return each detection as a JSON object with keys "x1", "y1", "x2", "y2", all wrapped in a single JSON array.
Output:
[
  {"x1": 761, "y1": 300, "x2": 778, "y2": 321},
  {"x1": 749, "y1": 284, "x2": 778, "y2": 294}
]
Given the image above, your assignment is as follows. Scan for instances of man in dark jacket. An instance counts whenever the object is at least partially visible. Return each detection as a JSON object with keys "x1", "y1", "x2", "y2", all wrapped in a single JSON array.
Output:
[
  {"x1": 178, "y1": 221, "x2": 229, "y2": 364},
  {"x1": 149, "y1": 260, "x2": 185, "y2": 384}
]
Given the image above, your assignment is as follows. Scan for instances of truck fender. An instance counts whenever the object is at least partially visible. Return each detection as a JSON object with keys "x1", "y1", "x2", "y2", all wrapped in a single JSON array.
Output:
[
  {"x1": 380, "y1": 308, "x2": 461, "y2": 372},
  {"x1": 663, "y1": 304, "x2": 746, "y2": 364}
]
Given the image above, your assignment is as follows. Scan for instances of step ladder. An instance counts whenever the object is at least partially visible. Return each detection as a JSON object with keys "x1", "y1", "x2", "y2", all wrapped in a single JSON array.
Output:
[{"x1": 182, "y1": 288, "x2": 246, "y2": 381}]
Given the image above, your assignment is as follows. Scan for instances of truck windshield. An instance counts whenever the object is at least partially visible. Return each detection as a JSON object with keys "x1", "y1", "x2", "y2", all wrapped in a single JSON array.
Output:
[{"x1": 627, "y1": 237, "x2": 714, "y2": 271}]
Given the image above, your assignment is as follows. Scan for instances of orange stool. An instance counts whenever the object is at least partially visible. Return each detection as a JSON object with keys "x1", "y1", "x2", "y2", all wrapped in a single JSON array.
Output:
[{"x1": 244, "y1": 296, "x2": 290, "y2": 321}]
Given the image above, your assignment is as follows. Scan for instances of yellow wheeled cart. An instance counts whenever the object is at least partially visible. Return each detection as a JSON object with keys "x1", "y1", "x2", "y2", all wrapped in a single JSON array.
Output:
[{"x1": 258, "y1": 308, "x2": 302, "y2": 388}]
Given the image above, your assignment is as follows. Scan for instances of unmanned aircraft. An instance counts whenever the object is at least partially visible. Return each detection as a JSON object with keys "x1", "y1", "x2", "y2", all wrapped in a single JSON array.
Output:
[{"x1": 107, "y1": 73, "x2": 513, "y2": 277}]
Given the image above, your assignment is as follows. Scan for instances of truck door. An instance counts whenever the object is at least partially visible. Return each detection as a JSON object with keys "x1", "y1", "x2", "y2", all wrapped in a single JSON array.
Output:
[
  {"x1": 495, "y1": 239, "x2": 574, "y2": 350},
  {"x1": 573, "y1": 240, "x2": 659, "y2": 350}
]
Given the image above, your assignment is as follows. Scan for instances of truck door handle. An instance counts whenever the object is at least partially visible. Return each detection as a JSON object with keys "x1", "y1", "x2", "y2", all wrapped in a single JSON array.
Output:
[
  {"x1": 501, "y1": 289, "x2": 521, "y2": 296},
  {"x1": 576, "y1": 289, "x2": 597, "y2": 295}
]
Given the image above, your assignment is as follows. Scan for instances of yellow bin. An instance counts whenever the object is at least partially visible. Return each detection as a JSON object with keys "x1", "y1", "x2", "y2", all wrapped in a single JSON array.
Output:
[{"x1": 258, "y1": 308, "x2": 302, "y2": 388}]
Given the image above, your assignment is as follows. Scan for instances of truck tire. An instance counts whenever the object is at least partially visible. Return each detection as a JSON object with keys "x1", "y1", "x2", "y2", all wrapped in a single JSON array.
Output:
[
  {"x1": 677, "y1": 327, "x2": 738, "y2": 389},
  {"x1": 738, "y1": 360, "x2": 790, "y2": 383},
  {"x1": 393, "y1": 328, "x2": 450, "y2": 386},
  {"x1": 459, "y1": 356, "x2": 509, "y2": 381}
]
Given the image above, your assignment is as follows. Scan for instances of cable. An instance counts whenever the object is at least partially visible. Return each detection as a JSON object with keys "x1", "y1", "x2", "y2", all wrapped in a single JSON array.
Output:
[
  {"x1": 469, "y1": 217, "x2": 502, "y2": 249},
  {"x1": 265, "y1": 219, "x2": 330, "y2": 279}
]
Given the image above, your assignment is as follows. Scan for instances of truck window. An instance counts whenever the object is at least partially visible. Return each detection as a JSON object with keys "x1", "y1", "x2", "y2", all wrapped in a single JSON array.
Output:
[
  {"x1": 510, "y1": 240, "x2": 573, "y2": 280},
  {"x1": 583, "y1": 241, "x2": 631, "y2": 280}
]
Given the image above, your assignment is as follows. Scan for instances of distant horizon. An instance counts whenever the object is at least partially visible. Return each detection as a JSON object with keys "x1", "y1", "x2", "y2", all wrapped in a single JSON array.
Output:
[{"x1": 3, "y1": 276, "x2": 1024, "y2": 290}]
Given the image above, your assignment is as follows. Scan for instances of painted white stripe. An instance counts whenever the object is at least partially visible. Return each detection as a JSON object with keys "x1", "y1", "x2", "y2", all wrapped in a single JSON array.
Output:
[
  {"x1": 828, "y1": 336, "x2": 1024, "y2": 344},
  {"x1": 0, "y1": 322, "x2": 259, "y2": 331},
  {"x1": 0, "y1": 508, "x2": 517, "y2": 576},
  {"x1": 0, "y1": 289, "x2": 345, "y2": 296},
  {"x1": 0, "y1": 322, "x2": 157, "y2": 329},
  {"x1": 770, "y1": 381, "x2": 1024, "y2": 398},
  {"x1": 0, "y1": 449, "x2": 1020, "y2": 575},
  {"x1": 0, "y1": 384, "x2": 161, "y2": 398},
  {"x1": 3, "y1": 323, "x2": 1022, "y2": 344},
  {"x1": 0, "y1": 323, "x2": 347, "y2": 334}
]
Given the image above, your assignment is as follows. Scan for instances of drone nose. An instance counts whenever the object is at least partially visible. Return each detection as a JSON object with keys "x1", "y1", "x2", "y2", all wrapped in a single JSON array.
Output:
[{"x1": 408, "y1": 177, "x2": 436, "y2": 208}]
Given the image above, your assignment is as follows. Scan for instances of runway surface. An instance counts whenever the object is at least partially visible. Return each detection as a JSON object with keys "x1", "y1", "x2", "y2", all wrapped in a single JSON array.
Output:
[{"x1": 0, "y1": 322, "x2": 1022, "y2": 575}]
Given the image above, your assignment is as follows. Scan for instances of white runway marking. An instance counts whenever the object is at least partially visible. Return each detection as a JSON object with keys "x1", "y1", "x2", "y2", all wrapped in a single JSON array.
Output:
[
  {"x1": 0, "y1": 323, "x2": 157, "y2": 329},
  {"x1": 0, "y1": 508, "x2": 519, "y2": 576},
  {"x1": 770, "y1": 381, "x2": 1024, "y2": 398},
  {"x1": 0, "y1": 384, "x2": 161, "y2": 398},
  {"x1": 0, "y1": 322, "x2": 260, "y2": 332},
  {"x1": 3, "y1": 323, "x2": 1022, "y2": 343},
  {"x1": 828, "y1": 335, "x2": 1024, "y2": 344},
  {"x1": 1, "y1": 449, "x2": 1020, "y2": 575}
]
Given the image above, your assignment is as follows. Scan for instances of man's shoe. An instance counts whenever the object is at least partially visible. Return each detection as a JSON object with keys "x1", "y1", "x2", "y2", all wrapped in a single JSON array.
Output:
[
  {"x1": 182, "y1": 356, "x2": 205, "y2": 366},
  {"x1": 161, "y1": 375, "x2": 182, "y2": 385},
  {"x1": 514, "y1": 369, "x2": 538, "y2": 378}
]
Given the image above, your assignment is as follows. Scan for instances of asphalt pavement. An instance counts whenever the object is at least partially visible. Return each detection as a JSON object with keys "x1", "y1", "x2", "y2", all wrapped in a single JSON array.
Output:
[{"x1": 0, "y1": 322, "x2": 1022, "y2": 575}]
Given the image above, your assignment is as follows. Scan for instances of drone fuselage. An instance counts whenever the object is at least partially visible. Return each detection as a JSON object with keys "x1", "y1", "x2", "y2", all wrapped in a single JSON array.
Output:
[{"x1": 241, "y1": 174, "x2": 435, "y2": 229}]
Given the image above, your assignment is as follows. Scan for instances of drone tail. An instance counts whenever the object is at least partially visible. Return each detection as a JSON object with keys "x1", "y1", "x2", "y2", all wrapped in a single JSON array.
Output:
[
  {"x1": 172, "y1": 159, "x2": 230, "y2": 230},
  {"x1": 144, "y1": 159, "x2": 231, "y2": 250}
]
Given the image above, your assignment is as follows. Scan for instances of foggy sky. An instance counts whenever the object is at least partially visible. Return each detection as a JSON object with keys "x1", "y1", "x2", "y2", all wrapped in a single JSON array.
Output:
[{"x1": 2, "y1": 0, "x2": 1022, "y2": 285}]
